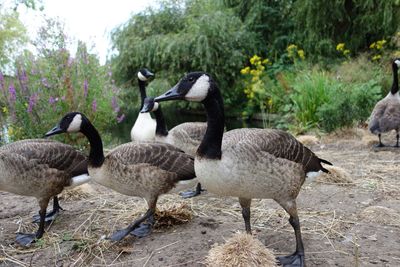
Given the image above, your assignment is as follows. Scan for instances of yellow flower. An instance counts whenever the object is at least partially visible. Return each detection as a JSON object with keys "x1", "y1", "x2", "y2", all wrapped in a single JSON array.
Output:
[
  {"x1": 372, "y1": 55, "x2": 382, "y2": 61},
  {"x1": 297, "y1": 49, "x2": 305, "y2": 60},
  {"x1": 369, "y1": 42, "x2": 376, "y2": 49},
  {"x1": 2, "y1": 106, "x2": 8, "y2": 114},
  {"x1": 262, "y1": 58, "x2": 270, "y2": 65},
  {"x1": 336, "y1": 43, "x2": 345, "y2": 51},
  {"x1": 250, "y1": 55, "x2": 261, "y2": 65},
  {"x1": 249, "y1": 92, "x2": 255, "y2": 99},
  {"x1": 343, "y1": 49, "x2": 350, "y2": 56},
  {"x1": 250, "y1": 69, "x2": 258, "y2": 76},
  {"x1": 240, "y1": 66, "x2": 250, "y2": 75},
  {"x1": 267, "y1": 98, "x2": 273, "y2": 107},
  {"x1": 251, "y1": 76, "x2": 259, "y2": 82},
  {"x1": 287, "y1": 44, "x2": 297, "y2": 52}
]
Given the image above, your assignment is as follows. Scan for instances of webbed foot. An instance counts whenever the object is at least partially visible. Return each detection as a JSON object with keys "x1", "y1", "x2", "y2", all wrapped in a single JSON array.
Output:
[
  {"x1": 130, "y1": 221, "x2": 154, "y2": 237},
  {"x1": 374, "y1": 143, "x2": 385, "y2": 148},
  {"x1": 15, "y1": 233, "x2": 37, "y2": 246},
  {"x1": 277, "y1": 252, "x2": 304, "y2": 267},
  {"x1": 179, "y1": 183, "x2": 204, "y2": 199},
  {"x1": 108, "y1": 228, "x2": 131, "y2": 242}
]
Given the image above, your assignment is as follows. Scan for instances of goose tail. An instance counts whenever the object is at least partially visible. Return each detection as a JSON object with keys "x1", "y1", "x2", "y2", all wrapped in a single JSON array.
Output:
[{"x1": 320, "y1": 158, "x2": 332, "y2": 173}]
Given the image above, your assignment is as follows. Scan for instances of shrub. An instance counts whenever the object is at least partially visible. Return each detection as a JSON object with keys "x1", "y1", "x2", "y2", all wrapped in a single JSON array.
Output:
[{"x1": 0, "y1": 19, "x2": 124, "y2": 145}]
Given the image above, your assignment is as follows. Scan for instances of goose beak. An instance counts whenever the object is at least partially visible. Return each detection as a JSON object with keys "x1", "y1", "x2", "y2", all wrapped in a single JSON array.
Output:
[
  {"x1": 45, "y1": 125, "x2": 64, "y2": 137},
  {"x1": 145, "y1": 69, "x2": 155, "y2": 78},
  {"x1": 140, "y1": 101, "x2": 152, "y2": 113},
  {"x1": 154, "y1": 84, "x2": 183, "y2": 102}
]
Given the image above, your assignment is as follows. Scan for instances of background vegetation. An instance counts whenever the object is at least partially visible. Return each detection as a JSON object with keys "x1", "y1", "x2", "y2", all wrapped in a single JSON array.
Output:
[{"x1": 1, "y1": 0, "x2": 400, "y2": 145}]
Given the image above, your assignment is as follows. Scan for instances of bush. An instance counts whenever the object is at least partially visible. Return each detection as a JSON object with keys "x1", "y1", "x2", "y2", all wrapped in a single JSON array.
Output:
[
  {"x1": 318, "y1": 80, "x2": 382, "y2": 132},
  {"x1": 0, "y1": 19, "x2": 124, "y2": 146}
]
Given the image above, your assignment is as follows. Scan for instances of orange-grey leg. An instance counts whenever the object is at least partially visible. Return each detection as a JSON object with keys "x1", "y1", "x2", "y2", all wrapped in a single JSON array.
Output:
[
  {"x1": 395, "y1": 133, "x2": 399, "y2": 147},
  {"x1": 276, "y1": 199, "x2": 305, "y2": 267},
  {"x1": 239, "y1": 198, "x2": 252, "y2": 234},
  {"x1": 16, "y1": 197, "x2": 49, "y2": 246},
  {"x1": 33, "y1": 196, "x2": 63, "y2": 223}
]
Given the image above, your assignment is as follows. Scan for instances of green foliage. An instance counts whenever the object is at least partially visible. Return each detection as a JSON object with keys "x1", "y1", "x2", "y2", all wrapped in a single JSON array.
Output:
[
  {"x1": 293, "y1": 0, "x2": 400, "y2": 59},
  {"x1": 318, "y1": 80, "x2": 382, "y2": 132},
  {"x1": 0, "y1": 9, "x2": 28, "y2": 69},
  {"x1": 290, "y1": 70, "x2": 332, "y2": 130},
  {"x1": 110, "y1": 0, "x2": 259, "y2": 107},
  {"x1": 0, "y1": 18, "x2": 124, "y2": 145}
]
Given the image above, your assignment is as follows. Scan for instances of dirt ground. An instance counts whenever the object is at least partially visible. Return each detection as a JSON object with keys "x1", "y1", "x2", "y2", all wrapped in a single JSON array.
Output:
[{"x1": 1, "y1": 128, "x2": 399, "y2": 267}]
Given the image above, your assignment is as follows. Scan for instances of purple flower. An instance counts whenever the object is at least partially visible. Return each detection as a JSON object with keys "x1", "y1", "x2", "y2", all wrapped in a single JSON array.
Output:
[
  {"x1": 67, "y1": 56, "x2": 74, "y2": 66},
  {"x1": 41, "y1": 78, "x2": 49, "y2": 88},
  {"x1": 8, "y1": 83, "x2": 16, "y2": 102},
  {"x1": 61, "y1": 96, "x2": 66, "y2": 101},
  {"x1": 111, "y1": 96, "x2": 120, "y2": 113},
  {"x1": 83, "y1": 79, "x2": 88, "y2": 97},
  {"x1": 18, "y1": 69, "x2": 28, "y2": 92},
  {"x1": 92, "y1": 99, "x2": 97, "y2": 112},
  {"x1": 117, "y1": 114, "x2": 125, "y2": 123},
  {"x1": 0, "y1": 71, "x2": 4, "y2": 90},
  {"x1": 27, "y1": 93, "x2": 38, "y2": 113},
  {"x1": 49, "y1": 96, "x2": 56, "y2": 104}
]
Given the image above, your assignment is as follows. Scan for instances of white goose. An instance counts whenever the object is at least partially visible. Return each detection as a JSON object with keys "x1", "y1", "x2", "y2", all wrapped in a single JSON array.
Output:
[
  {"x1": 155, "y1": 72, "x2": 332, "y2": 267},
  {"x1": 130, "y1": 68, "x2": 156, "y2": 141}
]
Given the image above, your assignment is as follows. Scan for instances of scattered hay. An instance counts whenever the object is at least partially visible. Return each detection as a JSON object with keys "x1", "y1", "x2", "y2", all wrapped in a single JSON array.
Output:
[
  {"x1": 296, "y1": 135, "x2": 319, "y2": 146},
  {"x1": 361, "y1": 133, "x2": 378, "y2": 147},
  {"x1": 206, "y1": 232, "x2": 278, "y2": 267},
  {"x1": 59, "y1": 184, "x2": 95, "y2": 201},
  {"x1": 359, "y1": 206, "x2": 400, "y2": 226},
  {"x1": 316, "y1": 166, "x2": 353, "y2": 185},
  {"x1": 154, "y1": 203, "x2": 192, "y2": 229}
]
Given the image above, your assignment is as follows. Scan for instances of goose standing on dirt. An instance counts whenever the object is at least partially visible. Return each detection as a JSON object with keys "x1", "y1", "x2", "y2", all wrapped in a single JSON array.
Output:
[
  {"x1": 141, "y1": 97, "x2": 207, "y2": 198},
  {"x1": 154, "y1": 72, "x2": 332, "y2": 267},
  {"x1": 368, "y1": 58, "x2": 400, "y2": 147},
  {"x1": 130, "y1": 68, "x2": 156, "y2": 141},
  {"x1": 46, "y1": 112, "x2": 197, "y2": 241},
  {"x1": 0, "y1": 139, "x2": 89, "y2": 246}
]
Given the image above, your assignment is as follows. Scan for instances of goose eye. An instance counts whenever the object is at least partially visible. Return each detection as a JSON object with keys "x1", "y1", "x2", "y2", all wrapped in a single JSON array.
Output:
[{"x1": 188, "y1": 76, "x2": 195, "y2": 82}]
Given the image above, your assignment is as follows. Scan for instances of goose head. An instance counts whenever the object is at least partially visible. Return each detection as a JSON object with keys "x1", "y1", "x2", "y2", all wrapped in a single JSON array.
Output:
[
  {"x1": 394, "y1": 58, "x2": 400, "y2": 69},
  {"x1": 45, "y1": 112, "x2": 87, "y2": 137},
  {"x1": 137, "y1": 68, "x2": 155, "y2": 82},
  {"x1": 155, "y1": 72, "x2": 213, "y2": 103},
  {"x1": 140, "y1": 97, "x2": 159, "y2": 113}
]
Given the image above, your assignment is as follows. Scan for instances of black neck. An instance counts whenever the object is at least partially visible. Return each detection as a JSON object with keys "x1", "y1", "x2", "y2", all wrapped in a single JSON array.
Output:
[
  {"x1": 153, "y1": 106, "x2": 169, "y2": 136},
  {"x1": 391, "y1": 63, "x2": 399, "y2": 94},
  {"x1": 138, "y1": 79, "x2": 147, "y2": 110},
  {"x1": 81, "y1": 119, "x2": 104, "y2": 168},
  {"x1": 197, "y1": 86, "x2": 225, "y2": 159}
]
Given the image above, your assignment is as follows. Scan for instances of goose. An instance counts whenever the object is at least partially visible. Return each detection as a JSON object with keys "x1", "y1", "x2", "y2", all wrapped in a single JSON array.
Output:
[
  {"x1": 45, "y1": 112, "x2": 197, "y2": 241},
  {"x1": 130, "y1": 68, "x2": 156, "y2": 141},
  {"x1": 0, "y1": 139, "x2": 89, "y2": 246},
  {"x1": 141, "y1": 97, "x2": 207, "y2": 198},
  {"x1": 154, "y1": 72, "x2": 332, "y2": 267},
  {"x1": 368, "y1": 58, "x2": 400, "y2": 147}
]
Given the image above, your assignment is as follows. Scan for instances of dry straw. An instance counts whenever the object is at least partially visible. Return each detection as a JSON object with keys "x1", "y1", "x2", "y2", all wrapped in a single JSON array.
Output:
[{"x1": 206, "y1": 232, "x2": 278, "y2": 267}]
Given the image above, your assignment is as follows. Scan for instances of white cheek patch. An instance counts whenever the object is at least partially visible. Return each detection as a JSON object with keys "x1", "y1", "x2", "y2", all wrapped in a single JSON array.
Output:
[
  {"x1": 185, "y1": 75, "x2": 209, "y2": 102},
  {"x1": 137, "y1": 72, "x2": 147, "y2": 81},
  {"x1": 67, "y1": 114, "x2": 82, "y2": 132},
  {"x1": 395, "y1": 60, "x2": 400, "y2": 67},
  {"x1": 152, "y1": 102, "x2": 159, "y2": 111}
]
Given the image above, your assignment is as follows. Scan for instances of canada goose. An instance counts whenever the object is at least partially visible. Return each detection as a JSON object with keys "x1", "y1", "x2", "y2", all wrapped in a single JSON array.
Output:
[
  {"x1": 141, "y1": 97, "x2": 207, "y2": 198},
  {"x1": 46, "y1": 112, "x2": 197, "y2": 241},
  {"x1": 368, "y1": 58, "x2": 400, "y2": 147},
  {"x1": 130, "y1": 68, "x2": 156, "y2": 141},
  {"x1": 0, "y1": 139, "x2": 89, "y2": 246},
  {"x1": 154, "y1": 72, "x2": 332, "y2": 267}
]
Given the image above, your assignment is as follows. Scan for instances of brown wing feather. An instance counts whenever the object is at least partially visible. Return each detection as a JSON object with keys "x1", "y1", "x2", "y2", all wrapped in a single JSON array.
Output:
[
  {"x1": 1, "y1": 139, "x2": 88, "y2": 176},
  {"x1": 106, "y1": 142, "x2": 195, "y2": 181},
  {"x1": 223, "y1": 129, "x2": 330, "y2": 173}
]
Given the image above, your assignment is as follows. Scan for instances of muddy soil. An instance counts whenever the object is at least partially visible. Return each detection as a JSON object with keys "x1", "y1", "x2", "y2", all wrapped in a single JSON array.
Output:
[{"x1": 0, "y1": 130, "x2": 399, "y2": 266}]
